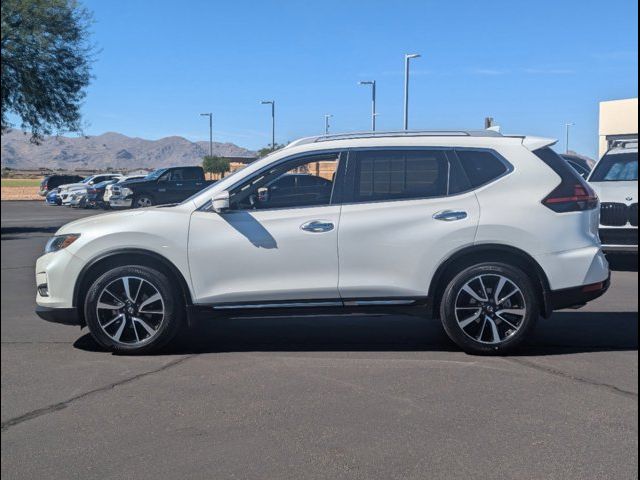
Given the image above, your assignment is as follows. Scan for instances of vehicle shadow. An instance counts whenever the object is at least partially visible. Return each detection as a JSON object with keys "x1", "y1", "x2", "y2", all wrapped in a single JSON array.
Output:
[
  {"x1": 73, "y1": 310, "x2": 638, "y2": 356},
  {"x1": 220, "y1": 211, "x2": 278, "y2": 249}
]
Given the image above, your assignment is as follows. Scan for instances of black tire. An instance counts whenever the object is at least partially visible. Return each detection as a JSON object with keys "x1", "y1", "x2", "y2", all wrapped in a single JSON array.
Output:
[
  {"x1": 133, "y1": 194, "x2": 154, "y2": 208},
  {"x1": 84, "y1": 265, "x2": 183, "y2": 354},
  {"x1": 440, "y1": 262, "x2": 539, "y2": 355}
]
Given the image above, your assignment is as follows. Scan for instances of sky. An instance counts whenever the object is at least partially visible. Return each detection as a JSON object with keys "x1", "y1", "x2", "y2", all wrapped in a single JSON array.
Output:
[{"x1": 77, "y1": 0, "x2": 638, "y2": 158}]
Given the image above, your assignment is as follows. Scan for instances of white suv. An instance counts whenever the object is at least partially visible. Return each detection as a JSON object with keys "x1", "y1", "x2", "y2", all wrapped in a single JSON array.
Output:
[
  {"x1": 35, "y1": 131, "x2": 610, "y2": 355},
  {"x1": 588, "y1": 140, "x2": 638, "y2": 254}
]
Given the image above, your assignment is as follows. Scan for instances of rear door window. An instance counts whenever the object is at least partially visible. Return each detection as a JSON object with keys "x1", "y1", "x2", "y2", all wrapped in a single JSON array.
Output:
[
  {"x1": 183, "y1": 167, "x2": 202, "y2": 180},
  {"x1": 350, "y1": 149, "x2": 449, "y2": 203}
]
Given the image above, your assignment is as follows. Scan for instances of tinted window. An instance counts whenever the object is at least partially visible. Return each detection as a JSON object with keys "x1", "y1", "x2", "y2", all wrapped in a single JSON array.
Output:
[
  {"x1": 353, "y1": 150, "x2": 448, "y2": 202},
  {"x1": 183, "y1": 168, "x2": 202, "y2": 180},
  {"x1": 230, "y1": 154, "x2": 339, "y2": 210},
  {"x1": 456, "y1": 150, "x2": 508, "y2": 188},
  {"x1": 299, "y1": 175, "x2": 331, "y2": 187},
  {"x1": 272, "y1": 175, "x2": 296, "y2": 188},
  {"x1": 590, "y1": 152, "x2": 638, "y2": 182},
  {"x1": 170, "y1": 169, "x2": 184, "y2": 181}
]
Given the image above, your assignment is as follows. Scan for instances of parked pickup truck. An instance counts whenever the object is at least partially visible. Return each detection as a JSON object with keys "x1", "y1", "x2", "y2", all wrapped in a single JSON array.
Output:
[{"x1": 106, "y1": 166, "x2": 213, "y2": 208}]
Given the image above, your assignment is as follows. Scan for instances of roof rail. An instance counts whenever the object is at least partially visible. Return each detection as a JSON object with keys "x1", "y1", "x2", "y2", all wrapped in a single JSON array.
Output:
[
  {"x1": 611, "y1": 138, "x2": 638, "y2": 149},
  {"x1": 285, "y1": 129, "x2": 504, "y2": 149}
]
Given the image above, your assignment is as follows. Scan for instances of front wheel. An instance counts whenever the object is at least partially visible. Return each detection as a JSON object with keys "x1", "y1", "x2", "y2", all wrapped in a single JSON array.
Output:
[
  {"x1": 440, "y1": 263, "x2": 539, "y2": 355},
  {"x1": 84, "y1": 265, "x2": 183, "y2": 354}
]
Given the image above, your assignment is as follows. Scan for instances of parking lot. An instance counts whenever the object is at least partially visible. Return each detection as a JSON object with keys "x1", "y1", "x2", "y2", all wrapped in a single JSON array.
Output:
[{"x1": 1, "y1": 201, "x2": 637, "y2": 479}]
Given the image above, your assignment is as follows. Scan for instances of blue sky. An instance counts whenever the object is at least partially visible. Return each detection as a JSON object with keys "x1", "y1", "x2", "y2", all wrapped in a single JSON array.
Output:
[{"x1": 79, "y1": 0, "x2": 638, "y2": 157}]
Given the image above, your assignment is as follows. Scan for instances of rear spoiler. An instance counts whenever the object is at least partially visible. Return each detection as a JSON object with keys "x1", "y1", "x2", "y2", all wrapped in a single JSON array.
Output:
[{"x1": 521, "y1": 136, "x2": 557, "y2": 151}]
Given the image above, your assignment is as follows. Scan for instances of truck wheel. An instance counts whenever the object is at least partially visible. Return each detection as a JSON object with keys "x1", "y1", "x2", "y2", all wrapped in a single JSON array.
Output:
[{"x1": 134, "y1": 195, "x2": 154, "y2": 208}]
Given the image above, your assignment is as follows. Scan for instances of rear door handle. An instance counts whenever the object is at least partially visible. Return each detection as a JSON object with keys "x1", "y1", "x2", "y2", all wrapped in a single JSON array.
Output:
[
  {"x1": 301, "y1": 220, "x2": 335, "y2": 233},
  {"x1": 433, "y1": 210, "x2": 468, "y2": 222}
]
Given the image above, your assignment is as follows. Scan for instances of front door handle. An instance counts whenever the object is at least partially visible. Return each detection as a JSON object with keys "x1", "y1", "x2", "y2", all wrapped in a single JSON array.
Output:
[
  {"x1": 433, "y1": 210, "x2": 468, "y2": 222},
  {"x1": 301, "y1": 220, "x2": 335, "y2": 233}
]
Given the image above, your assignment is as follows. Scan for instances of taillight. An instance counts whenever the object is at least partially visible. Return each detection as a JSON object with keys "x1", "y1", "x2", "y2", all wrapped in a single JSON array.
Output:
[
  {"x1": 87, "y1": 188, "x2": 97, "y2": 194},
  {"x1": 533, "y1": 147, "x2": 599, "y2": 213},
  {"x1": 543, "y1": 182, "x2": 599, "y2": 213}
]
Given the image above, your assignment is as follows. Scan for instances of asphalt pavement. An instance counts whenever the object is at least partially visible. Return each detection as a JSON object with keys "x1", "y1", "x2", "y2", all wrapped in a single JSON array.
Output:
[{"x1": 1, "y1": 201, "x2": 638, "y2": 480}]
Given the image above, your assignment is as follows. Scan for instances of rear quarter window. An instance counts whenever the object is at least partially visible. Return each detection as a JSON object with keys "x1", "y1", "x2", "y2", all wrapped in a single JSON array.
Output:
[{"x1": 455, "y1": 149, "x2": 509, "y2": 188}]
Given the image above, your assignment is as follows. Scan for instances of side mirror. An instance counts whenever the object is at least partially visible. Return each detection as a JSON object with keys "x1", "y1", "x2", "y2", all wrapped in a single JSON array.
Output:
[
  {"x1": 212, "y1": 191, "x2": 230, "y2": 213},
  {"x1": 257, "y1": 187, "x2": 270, "y2": 203}
]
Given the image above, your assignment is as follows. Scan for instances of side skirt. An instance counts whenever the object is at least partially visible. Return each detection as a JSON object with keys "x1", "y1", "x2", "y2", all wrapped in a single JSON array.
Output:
[{"x1": 186, "y1": 297, "x2": 431, "y2": 322}]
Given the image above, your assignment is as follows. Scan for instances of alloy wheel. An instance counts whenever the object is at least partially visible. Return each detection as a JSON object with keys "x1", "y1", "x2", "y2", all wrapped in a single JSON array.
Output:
[
  {"x1": 454, "y1": 274, "x2": 527, "y2": 345},
  {"x1": 96, "y1": 276, "x2": 165, "y2": 345}
]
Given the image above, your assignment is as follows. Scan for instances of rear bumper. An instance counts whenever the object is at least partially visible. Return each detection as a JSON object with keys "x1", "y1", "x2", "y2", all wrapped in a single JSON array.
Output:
[
  {"x1": 547, "y1": 275, "x2": 611, "y2": 313},
  {"x1": 35, "y1": 306, "x2": 80, "y2": 325}
]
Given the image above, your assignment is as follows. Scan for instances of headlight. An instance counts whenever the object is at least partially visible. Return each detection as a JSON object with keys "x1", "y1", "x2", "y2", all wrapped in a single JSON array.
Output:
[
  {"x1": 44, "y1": 234, "x2": 81, "y2": 253},
  {"x1": 120, "y1": 187, "x2": 132, "y2": 196}
]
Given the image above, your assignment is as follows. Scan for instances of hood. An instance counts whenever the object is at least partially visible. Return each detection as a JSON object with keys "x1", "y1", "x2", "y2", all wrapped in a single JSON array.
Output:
[
  {"x1": 57, "y1": 209, "x2": 149, "y2": 235},
  {"x1": 58, "y1": 182, "x2": 87, "y2": 191},
  {"x1": 118, "y1": 178, "x2": 149, "y2": 187},
  {"x1": 590, "y1": 181, "x2": 638, "y2": 204}
]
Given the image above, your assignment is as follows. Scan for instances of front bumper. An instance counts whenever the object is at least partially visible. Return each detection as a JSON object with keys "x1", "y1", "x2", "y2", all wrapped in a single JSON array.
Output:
[
  {"x1": 599, "y1": 227, "x2": 638, "y2": 254},
  {"x1": 35, "y1": 306, "x2": 80, "y2": 325},
  {"x1": 108, "y1": 197, "x2": 133, "y2": 208}
]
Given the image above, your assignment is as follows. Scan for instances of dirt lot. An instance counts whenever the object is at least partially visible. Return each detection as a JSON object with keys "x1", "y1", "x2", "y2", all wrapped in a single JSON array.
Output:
[{"x1": 0, "y1": 179, "x2": 40, "y2": 200}]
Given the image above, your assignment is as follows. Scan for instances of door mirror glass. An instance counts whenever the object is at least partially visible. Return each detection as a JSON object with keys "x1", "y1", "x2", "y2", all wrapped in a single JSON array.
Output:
[{"x1": 212, "y1": 191, "x2": 230, "y2": 213}]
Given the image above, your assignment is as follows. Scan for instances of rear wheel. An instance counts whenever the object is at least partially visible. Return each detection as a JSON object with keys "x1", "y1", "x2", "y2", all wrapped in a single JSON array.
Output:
[
  {"x1": 134, "y1": 195, "x2": 154, "y2": 208},
  {"x1": 440, "y1": 262, "x2": 539, "y2": 355},
  {"x1": 84, "y1": 265, "x2": 183, "y2": 354}
]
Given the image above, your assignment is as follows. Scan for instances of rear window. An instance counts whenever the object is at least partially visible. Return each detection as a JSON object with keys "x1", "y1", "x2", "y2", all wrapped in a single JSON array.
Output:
[
  {"x1": 352, "y1": 150, "x2": 448, "y2": 202},
  {"x1": 589, "y1": 152, "x2": 638, "y2": 182},
  {"x1": 456, "y1": 150, "x2": 508, "y2": 188}
]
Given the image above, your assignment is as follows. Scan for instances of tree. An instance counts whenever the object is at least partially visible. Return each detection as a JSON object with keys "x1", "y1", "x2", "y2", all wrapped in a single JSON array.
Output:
[
  {"x1": 202, "y1": 156, "x2": 231, "y2": 179},
  {"x1": 257, "y1": 143, "x2": 286, "y2": 158},
  {"x1": 1, "y1": 0, "x2": 94, "y2": 142}
]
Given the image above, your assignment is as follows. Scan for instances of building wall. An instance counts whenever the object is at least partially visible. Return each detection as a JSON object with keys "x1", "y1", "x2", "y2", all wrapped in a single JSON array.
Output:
[{"x1": 599, "y1": 98, "x2": 638, "y2": 158}]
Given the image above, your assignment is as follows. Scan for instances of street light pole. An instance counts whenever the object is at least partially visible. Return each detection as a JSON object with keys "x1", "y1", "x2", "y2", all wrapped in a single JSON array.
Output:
[
  {"x1": 200, "y1": 113, "x2": 213, "y2": 156},
  {"x1": 324, "y1": 114, "x2": 333, "y2": 135},
  {"x1": 565, "y1": 122, "x2": 575, "y2": 154},
  {"x1": 261, "y1": 100, "x2": 275, "y2": 151},
  {"x1": 403, "y1": 53, "x2": 421, "y2": 130},
  {"x1": 358, "y1": 80, "x2": 377, "y2": 131}
]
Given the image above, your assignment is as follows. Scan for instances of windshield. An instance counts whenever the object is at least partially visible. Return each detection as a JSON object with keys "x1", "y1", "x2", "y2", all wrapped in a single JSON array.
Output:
[
  {"x1": 81, "y1": 176, "x2": 95, "y2": 184},
  {"x1": 590, "y1": 152, "x2": 638, "y2": 182},
  {"x1": 145, "y1": 168, "x2": 168, "y2": 180}
]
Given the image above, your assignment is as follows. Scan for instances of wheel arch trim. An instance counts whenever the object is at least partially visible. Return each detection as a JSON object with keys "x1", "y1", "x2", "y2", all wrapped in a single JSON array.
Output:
[
  {"x1": 428, "y1": 243, "x2": 553, "y2": 318},
  {"x1": 72, "y1": 248, "x2": 194, "y2": 311}
]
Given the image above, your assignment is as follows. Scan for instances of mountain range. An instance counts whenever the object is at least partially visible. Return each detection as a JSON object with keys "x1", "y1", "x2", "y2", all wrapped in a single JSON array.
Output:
[{"x1": 0, "y1": 130, "x2": 256, "y2": 171}]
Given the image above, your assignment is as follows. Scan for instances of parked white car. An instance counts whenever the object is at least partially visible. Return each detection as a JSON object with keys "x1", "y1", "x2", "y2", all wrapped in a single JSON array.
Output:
[
  {"x1": 58, "y1": 174, "x2": 123, "y2": 205},
  {"x1": 588, "y1": 140, "x2": 638, "y2": 254},
  {"x1": 35, "y1": 130, "x2": 610, "y2": 354},
  {"x1": 103, "y1": 175, "x2": 147, "y2": 209},
  {"x1": 63, "y1": 188, "x2": 88, "y2": 207}
]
